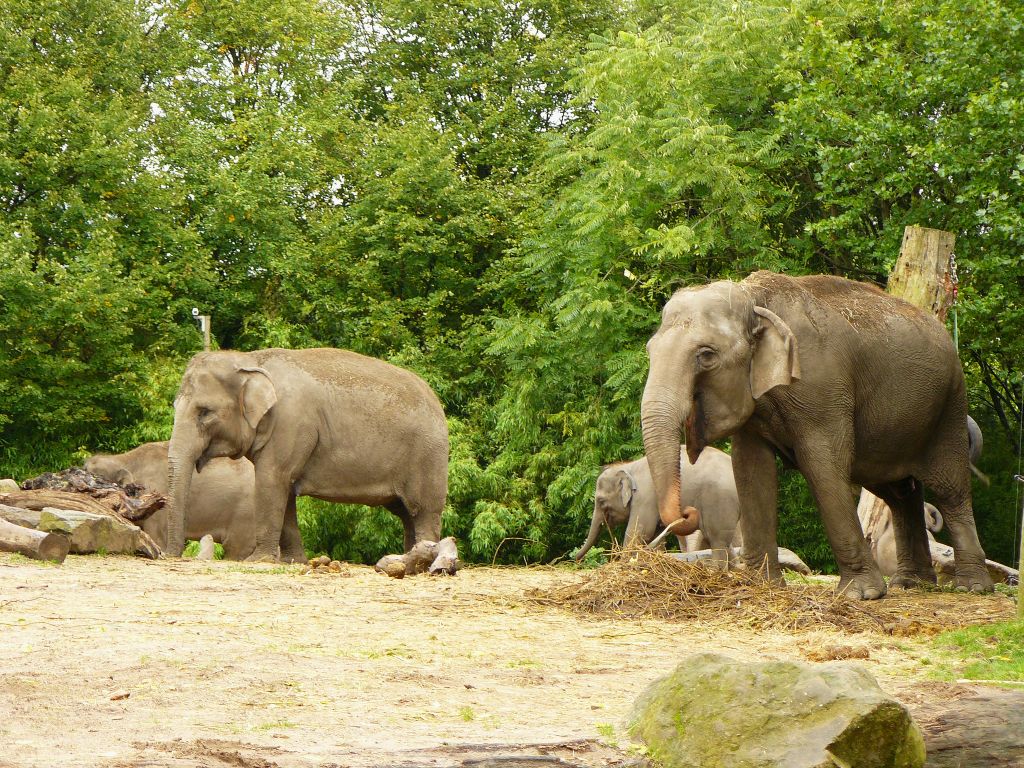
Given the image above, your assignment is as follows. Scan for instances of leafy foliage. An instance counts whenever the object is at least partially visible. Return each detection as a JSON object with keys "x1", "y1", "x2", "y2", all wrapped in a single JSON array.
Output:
[{"x1": 1, "y1": 0, "x2": 1022, "y2": 571}]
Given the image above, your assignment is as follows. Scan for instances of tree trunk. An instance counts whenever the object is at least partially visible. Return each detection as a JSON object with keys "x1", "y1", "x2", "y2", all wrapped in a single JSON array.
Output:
[
  {"x1": 859, "y1": 225, "x2": 956, "y2": 541},
  {"x1": 0, "y1": 517, "x2": 69, "y2": 563}
]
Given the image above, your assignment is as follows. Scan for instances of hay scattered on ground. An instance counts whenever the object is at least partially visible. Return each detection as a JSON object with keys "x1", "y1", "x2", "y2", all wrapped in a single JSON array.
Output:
[{"x1": 526, "y1": 549, "x2": 1016, "y2": 635}]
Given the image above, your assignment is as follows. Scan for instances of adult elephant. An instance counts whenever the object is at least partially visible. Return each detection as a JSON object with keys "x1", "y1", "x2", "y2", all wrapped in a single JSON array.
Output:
[
  {"x1": 575, "y1": 446, "x2": 740, "y2": 562},
  {"x1": 640, "y1": 271, "x2": 992, "y2": 599},
  {"x1": 167, "y1": 348, "x2": 448, "y2": 561},
  {"x1": 85, "y1": 441, "x2": 258, "y2": 560}
]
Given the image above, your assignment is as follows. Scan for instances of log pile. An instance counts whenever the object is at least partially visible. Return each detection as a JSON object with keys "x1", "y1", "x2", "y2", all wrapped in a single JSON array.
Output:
[
  {"x1": 374, "y1": 537, "x2": 461, "y2": 579},
  {"x1": 0, "y1": 470, "x2": 164, "y2": 561}
]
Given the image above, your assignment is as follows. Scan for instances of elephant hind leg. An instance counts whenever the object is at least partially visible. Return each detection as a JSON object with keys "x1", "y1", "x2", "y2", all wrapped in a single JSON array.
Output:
[
  {"x1": 278, "y1": 491, "x2": 306, "y2": 563},
  {"x1": 388, "y1": 497, "x2": 443, "y2": 553},
  {"x1": 866, "y1": 481, "x2": 935, "y2": 588}
]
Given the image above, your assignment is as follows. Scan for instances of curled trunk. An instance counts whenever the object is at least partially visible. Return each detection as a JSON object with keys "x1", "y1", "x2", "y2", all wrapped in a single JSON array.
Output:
[
  {"x1": 575, "y1": 507, "x2": 605, "y2": 561},
  {"x1": 641, "y1": 378, "x2": 699, "y2": 537}
]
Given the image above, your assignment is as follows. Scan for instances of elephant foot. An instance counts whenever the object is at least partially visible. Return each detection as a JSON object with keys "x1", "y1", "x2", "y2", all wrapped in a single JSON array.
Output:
[
  {"x1": 279, "y1": 548, "x2": 307, "y2": 564},
  {"x1": 244, "y1": 550, "x2": 279, "y2": 564},
  {"x1": 889, "y1": 567, "x2": 937, "y2": 590},
  {"x1": 739, "y1": 551, "x2": 784, "y2": 584},
  {"x1": 955, "y1": 567, "x2": 994, "y2": 593},
  {"x1": 836, "y1": 570, "x2": 887, "y2": 600}
]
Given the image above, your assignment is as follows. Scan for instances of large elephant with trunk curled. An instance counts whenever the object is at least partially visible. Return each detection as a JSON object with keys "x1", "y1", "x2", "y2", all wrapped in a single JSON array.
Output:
[
  {"x1": 167, "y1": 348, "x2": 448, "y2": 561},
  {"x1": 640, "y1": 270, "x2": 992, "y2": 599}
]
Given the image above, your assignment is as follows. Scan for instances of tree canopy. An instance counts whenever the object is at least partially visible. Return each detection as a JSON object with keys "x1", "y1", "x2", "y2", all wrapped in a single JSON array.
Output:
[{"x1": 1, "y1": 0, "x2": 1021, "y2": 569}]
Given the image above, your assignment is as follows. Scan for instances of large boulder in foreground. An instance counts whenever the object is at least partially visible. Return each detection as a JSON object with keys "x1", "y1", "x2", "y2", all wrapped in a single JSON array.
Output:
[{"x1": 629, "y1": 653, "x2": 925, "y2": 768}]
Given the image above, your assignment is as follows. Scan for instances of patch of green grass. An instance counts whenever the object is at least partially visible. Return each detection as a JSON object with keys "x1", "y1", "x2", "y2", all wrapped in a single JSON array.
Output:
[
  {"x1": 932, "y1": 619, "x2": 1024, "y2": 684},
  {"x1": 506, "y1": 657, "x2": 541, "y2": 669},
  {"x1": 595, "y1": 722, "x2": 618, "y2": 747},
  {"x1": 254, "y1": 720, "x2": 297, "y2": 731},
  {"x1": 222, "y1": 564, "x2": 298, "y2": 576},
  {"x1": 182, "y1": 539, "x2": 225, "y2": 559},
  {"x1": 459, "y1": 706, "x2": 475, "y2": 722}
]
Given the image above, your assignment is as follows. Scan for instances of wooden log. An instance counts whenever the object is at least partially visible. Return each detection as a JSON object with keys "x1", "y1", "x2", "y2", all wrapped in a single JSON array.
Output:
[
  {"x1": 0, "y1": 517, "x2": 69, "y2": 563},
  {"x1": 0, "y1": 503, "x2": 43, "y2": 529},
  {"x1": 428, "y1": 537, "x2": 459, "y2": 575},
  {"x1": 375, "y1": 540, "x2": 447, "y2": 578},
  {"x1": 0, "y1": 486, "x2": 163, "y2": 523}
]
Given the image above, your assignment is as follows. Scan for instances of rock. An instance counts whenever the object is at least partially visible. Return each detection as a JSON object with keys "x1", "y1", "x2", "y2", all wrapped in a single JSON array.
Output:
[
  {"x1": 37, "y1": 507, "x2": 156, "y2": 557},
  {"x1": 329, "y1": 560, "x2": 342, "y2": 572},
  {"x1": 629, "y1": 652, "x2": 925, "y2": 768},
  {"x1": 375, "y1": 554, "x2": 407, "y2": 579},
  {"x1": 0, "y1": 479, "x2": 20, "y2": 493},
  {"x1": 196, "y1": 534, "x2": 216, "y2": 561}
]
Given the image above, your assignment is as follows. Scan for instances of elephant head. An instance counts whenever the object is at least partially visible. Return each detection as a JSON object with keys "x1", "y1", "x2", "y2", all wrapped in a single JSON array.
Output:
[
  {"x1": 575, "y1": 466, "x2": 637, "y2": 561},
  {"x1": 84, "y1": 455, "x2": 136, "y2": 487},
  {"x1": 166, "y1": 352, "x2": 276, "y2": 556},
  {"x1": 640, "y1": 282, "x2": 800, "y2": 535}
]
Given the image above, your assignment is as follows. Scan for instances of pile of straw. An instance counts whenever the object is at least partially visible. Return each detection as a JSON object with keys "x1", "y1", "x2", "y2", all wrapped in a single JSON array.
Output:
[{"x1": 527, "y1": 549, "x2": 1014, "y2": 635}]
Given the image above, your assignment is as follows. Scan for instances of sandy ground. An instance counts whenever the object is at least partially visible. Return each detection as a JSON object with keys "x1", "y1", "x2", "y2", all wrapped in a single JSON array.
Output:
[{"x1": 0, "y1": 554, "x2": 1016, "y2": 768}]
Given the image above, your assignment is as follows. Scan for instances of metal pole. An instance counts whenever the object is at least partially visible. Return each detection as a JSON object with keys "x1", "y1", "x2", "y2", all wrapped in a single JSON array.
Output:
[{"x1": 1014, "y1": 475, "x2": 1024, "y2": 618}]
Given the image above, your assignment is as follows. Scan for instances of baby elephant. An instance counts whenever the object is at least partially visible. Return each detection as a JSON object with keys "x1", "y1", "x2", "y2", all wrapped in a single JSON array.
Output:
[
  {"x1": 85, "y1": 441, "x2": 259, "y2": 560},
  {"x1": 576, "y1": 445, "x2": 740, "y2": 561}
]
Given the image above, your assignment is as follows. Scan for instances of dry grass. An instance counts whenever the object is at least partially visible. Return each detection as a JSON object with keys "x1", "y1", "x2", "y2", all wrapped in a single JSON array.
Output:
[{"x1": 526, "y1": 549, "x2": 1016, "y2": 635}]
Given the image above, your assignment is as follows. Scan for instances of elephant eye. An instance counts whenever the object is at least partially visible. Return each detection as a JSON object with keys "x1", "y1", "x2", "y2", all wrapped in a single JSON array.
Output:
[
  {"x1": 196, "y1": 407, "x2": 213, "y2": 421},
  {"x1": 696, "y1": 347, "x2": 718, "y2": 369}
]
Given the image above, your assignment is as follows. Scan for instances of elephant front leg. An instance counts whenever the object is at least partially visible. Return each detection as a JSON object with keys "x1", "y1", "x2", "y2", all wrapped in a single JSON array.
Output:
[
  {"x1": 247, "y1": 472, "x2": 292, "y2": 562},
  {"x1": 731, "y1": 432, "x2": 781, "y2": 583},
  {"x1": 798, "y1": 438, "x2": 886, "y2": 600}
]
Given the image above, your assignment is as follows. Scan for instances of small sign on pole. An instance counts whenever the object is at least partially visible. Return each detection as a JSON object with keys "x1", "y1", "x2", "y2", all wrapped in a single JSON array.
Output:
[{"x1": 191, "y1": 308, "x2": 211, "y2": 352}]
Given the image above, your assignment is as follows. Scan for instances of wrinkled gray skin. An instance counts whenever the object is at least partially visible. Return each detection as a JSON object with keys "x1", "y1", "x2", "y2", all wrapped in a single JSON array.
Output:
[
  {"x1": 576, "y1": 446, "x2": 740, "y2": 562},
  {"x1": 866, "y1": 502, "x2": 944, "y2": 579},
  {"x1": 869, "y1": 418, "x2": 984, "y2": 577},
  {"x1": 85, "y1": 441, "x2": 258, "y2": 560},
  {"x1": 641, "y1": 271, "x2": 992, "y2": 600},
  {"x1": 167, "y1": 348, "x2": 448, "y2": 562}
]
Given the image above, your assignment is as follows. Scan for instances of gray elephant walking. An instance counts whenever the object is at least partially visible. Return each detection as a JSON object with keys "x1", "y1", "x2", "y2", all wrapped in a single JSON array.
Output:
[
  {"x1": 576, "y1": 446, "x2": 740, "y2": 561},
  {"x1": 641, "y1": 271, "x2": 992, "y2": 599},
  {"x1": 167, "y1": 348, "x2": 448, "y2": 561},
  {"x1": 86, "y1": 441, "x2": 258, "y2": 560}
]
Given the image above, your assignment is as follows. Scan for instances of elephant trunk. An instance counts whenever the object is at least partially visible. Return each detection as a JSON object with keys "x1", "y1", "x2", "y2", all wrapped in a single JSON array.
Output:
[
  {"x1": 166, "y1": 417, "x2": 202, "y2": 557},
  {"x1": 575, "y1": 506, "x2": 605, "y2": 561},
  {"x1": 641, "y1": 376, "x2": 700, "y2": 537}
]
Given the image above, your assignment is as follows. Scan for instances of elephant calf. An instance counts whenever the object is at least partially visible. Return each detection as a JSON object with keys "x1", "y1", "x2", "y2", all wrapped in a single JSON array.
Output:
[
  {"x1": 577, "y1": 445, "x2": 740, "y2": 562},
  {"x1": 86, "y1": 441, "x2": 258, "y2": 560}
]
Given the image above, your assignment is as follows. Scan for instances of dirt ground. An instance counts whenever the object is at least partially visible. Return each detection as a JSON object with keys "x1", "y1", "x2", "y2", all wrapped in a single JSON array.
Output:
[{"x1": 0, "y1": 554, "x2": 1019, "y2": 768}]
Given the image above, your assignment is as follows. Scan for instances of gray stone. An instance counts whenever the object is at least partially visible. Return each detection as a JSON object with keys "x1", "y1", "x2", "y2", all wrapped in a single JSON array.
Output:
[
  {"x1": 37, "y1": 507, "x2": 144, "y2": 555},
  {"x1": 0, "y1": 479, "x2": 21, "y2": 493},
  {"x1": 628, "y1": 653, "x2": 925, "y2": 768}
]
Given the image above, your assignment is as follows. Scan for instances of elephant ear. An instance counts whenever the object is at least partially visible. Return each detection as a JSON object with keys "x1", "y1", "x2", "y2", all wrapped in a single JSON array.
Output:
[
  {"x1": 616, "y1": 470, "x2": 635, "y2": 511},
  {"x1": 239, "y1": 367, "x2": 277, "y2": 430},
  {"x1": 750, "y1": 305, "x2": 801, "y2": 398}
]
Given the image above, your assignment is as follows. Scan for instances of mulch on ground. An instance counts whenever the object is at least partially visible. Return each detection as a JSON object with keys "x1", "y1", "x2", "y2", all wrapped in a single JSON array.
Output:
[{"x1": 526, "y1": 548, "x2": 1016, "y2": 635}]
